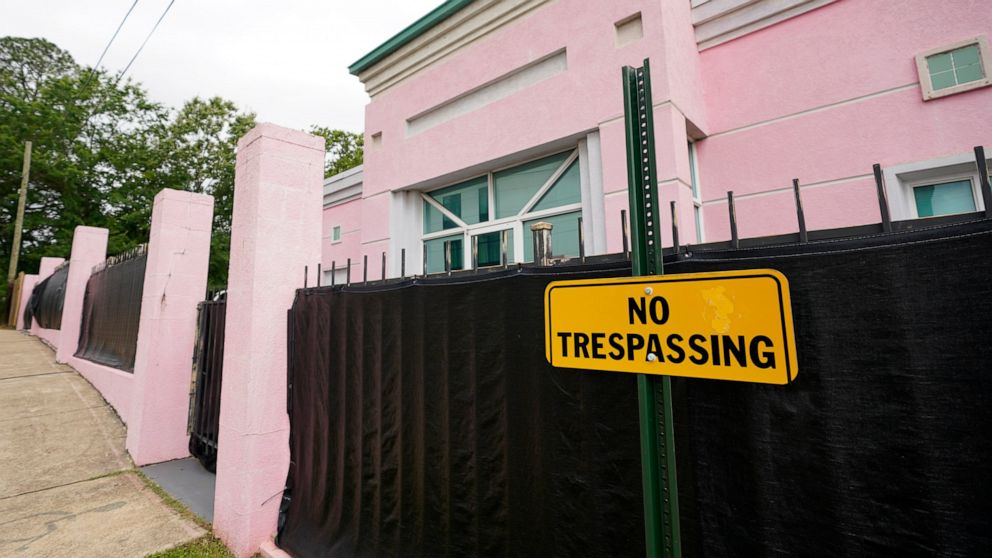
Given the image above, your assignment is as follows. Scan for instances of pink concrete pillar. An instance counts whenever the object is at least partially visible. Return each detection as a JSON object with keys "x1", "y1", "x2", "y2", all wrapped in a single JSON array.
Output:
[
  {"x1": 214, "y1": 123, "x2": 324, "y2": 557},
  {"x1": 37, "y1": 256, "x2": 65, "y2": 279},
  {"x1": 55, "y1": 227, "x2": 108, "y2": 362},
  {"x1": 126, "y1": 188, "x2": 215, "y2": 466},
  {"x1": 16, "y1": 274, "x2": 37, "y2": 330}
]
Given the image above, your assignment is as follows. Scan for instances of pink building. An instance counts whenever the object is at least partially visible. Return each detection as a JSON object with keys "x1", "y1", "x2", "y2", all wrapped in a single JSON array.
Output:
[{"x1": 324, "y1": 0, "x2": 992, "y2": 280}]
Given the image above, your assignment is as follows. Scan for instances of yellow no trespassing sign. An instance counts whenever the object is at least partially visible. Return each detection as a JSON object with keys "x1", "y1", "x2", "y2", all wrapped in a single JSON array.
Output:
[{"x1": 544, "y1": 269, "x2": 798, "y2": 385}]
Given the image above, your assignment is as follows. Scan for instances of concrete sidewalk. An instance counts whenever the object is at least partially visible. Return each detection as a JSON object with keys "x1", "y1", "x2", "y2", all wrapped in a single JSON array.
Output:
[{"x1": 0, "y1": 329, "x2": 205, "y2": 557}]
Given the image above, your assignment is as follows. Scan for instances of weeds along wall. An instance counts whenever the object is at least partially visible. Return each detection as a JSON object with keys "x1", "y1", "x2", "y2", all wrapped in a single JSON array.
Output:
[
  {"x1": 24, "y1": 264, "x2": 69, "y2": 330},
  {"x1": 281, "y1": 217, "x2": 992, "y2": 557},
  {"x1": 74, "y1": 251, "x2": 148, "y2": 372}
]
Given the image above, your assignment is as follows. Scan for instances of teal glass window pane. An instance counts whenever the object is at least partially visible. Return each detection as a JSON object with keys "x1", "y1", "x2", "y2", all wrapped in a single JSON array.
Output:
[
  {"x1": 424, "y1": 234, "x2": 463, "y2": 273},
  {"x1": 930, "y1": 70, "x2": 957, "y2": 90},
  {"x1": 494, "y1": 152, "x2": 571, "y2": 219},
  {"x1": 927, "y1": 51, "x2": 953, "y2": 73},
  {"x1": 424, "y1": 201, "x2": 455, "y2": 234},
  {"x1": 531, "y1": 160, "x2": 580, "y2": 212},
  {"x1": 914, "y1": 180, "x2": 976, "y2": 217},
  {"x1": 423, "y1": 176, "x2": 489, "y2": 233},
  {"x1": 522, "y1": 211, "x2": 581, "y2": 262},
  {"x1": 955, "y1": 62, "x2": 985, "y2": 84},
  {"x1": 928, "y1": 44, "x2": 986, "y2": 90},
  {"x1": 952, "y1": 44, "x2": 981, "y2": 67},
  {"x1": 474, "y1": 230, "x2": 514, "y2": 267}
]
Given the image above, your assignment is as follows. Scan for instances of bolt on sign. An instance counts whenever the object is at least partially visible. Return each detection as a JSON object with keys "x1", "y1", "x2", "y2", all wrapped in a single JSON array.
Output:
[{"x1": 544, "y1": 269, "x2": 798, "y2": 384}]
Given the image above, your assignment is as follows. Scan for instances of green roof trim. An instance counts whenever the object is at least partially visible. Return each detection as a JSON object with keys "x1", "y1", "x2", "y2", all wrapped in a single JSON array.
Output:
[{"x1": 348, "y1": 0, "x2": 475, "y2": 76}]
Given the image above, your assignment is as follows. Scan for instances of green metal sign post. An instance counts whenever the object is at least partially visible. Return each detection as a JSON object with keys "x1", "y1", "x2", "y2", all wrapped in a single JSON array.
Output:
[{"x1": 622, "y1": 59, "x2": 682, "y2": 558}]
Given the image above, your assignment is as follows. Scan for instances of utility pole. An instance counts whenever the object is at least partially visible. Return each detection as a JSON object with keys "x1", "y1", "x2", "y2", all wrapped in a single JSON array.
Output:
[{"x1": 7, "y1": 141, "x2": 32, "y2": 286}]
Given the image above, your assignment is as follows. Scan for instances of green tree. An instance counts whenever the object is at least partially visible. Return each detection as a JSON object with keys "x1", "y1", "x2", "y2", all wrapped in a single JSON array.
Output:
[
  {"x1": 309, "y1": 126, "x2": 363, "y2": 178},
  {"x1": 0, "y1": 37, "x2": 166, "y2": 298}
]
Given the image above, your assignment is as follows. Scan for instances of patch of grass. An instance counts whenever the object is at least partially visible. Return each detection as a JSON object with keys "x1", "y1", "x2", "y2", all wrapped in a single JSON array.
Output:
[
  {"x1": 136, "y1": 471, "x2": 239, "y2": 558},
  {"x1": 146, "y1": 534, "x2": 233, "y2": 558}
]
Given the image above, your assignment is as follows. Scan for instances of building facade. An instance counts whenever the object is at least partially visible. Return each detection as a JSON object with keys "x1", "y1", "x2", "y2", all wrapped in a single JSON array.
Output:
[{"x1": 323, "y1": 0, "x2": 992, "y2": 281}]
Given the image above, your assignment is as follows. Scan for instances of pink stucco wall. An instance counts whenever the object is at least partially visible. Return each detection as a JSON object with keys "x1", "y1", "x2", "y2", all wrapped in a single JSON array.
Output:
[
  {"x1": 127, "y1": 189, "x2": 214, "y2": 465},
  {"x1": 696, "y1": 0, "x2": 992, "y2": 240},
  {"x1": 56, "y1": 226, "x2": 108, "y2": 364},
  {"x1": 15, "y1": 274, "x2": 36, "y2": 330},
  {"x1": 215, "y1": 124, "x2": 324, "y2": 558},
  {"x1": 326, "y1": 0, "x2": 991, "y2": 267},
  {"x1": 322, "y1": 197, "x2": 362, "y2": 279}
]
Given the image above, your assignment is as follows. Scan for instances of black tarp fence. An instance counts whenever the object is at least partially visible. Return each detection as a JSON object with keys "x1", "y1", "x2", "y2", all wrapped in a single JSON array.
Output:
[
  {"x1": 188, "y1": 298, "x2": 227, "y2": 472},
  {"x1": 24, "y1": 263, "x2": 70, "y2": 330},
  {"x1": 282, "y1": 217, "x2": 992, "y2": 557},
  {"x1": 74, "y1": 251, "x2": 147, "y2": 372}
]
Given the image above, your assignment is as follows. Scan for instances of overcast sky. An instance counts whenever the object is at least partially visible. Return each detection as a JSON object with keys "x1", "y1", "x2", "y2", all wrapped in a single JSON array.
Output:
[{"x1": 1, "y1": 0, "x2": 442, "y2": 132}]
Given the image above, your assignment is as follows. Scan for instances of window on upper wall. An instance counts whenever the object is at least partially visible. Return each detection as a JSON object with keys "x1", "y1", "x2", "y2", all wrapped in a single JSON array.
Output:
[
  {"x1": 882, "y1": 152, "x2": 991, "y2": 220},
  {"x1": 331, "y1": 225, "x2": 342, "y2": 242},
  {"x1": 421, "y1": 150, "x2": 582, "y2": 273},
  {"x1": 916, "y1": 36, "x2": 992, "y2": 100}
]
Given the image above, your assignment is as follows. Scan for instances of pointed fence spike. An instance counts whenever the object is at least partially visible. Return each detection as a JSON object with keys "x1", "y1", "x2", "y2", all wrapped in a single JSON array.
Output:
[
  {"x1": 670, "y1": 201, "x2": 680, "y2": 254},
  {"x1": 401, "y1": 248, "x2": 406, "y2": 278},
  {"x1": 331, "y1": 261, "x2": 336, "y2": 287},
  {"x1": 381, "y1": 251, "x2": 386, "y2": 281},
  {"x1": 975, "y1": 146, "x2": 992, "y2": 218},
  {"x1": 621, "y1": 209, "x2": 630, "y2": 259},
  {"x1": 728, "y1": 191, "x2": 740, "y2": 249},
  {"x1": 793, "y1": 178, "x2": 808, "y2": 244},
  {"x1": 578, "y1": 216, "x2": 586, "y2": 262},
  {"x1": 872, "y1": 164, "x2": 892, "y2": 233}
]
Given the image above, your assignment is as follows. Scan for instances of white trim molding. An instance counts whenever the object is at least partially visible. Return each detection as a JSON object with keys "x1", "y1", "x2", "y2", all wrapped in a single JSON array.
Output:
[
  {"x1": 693, "y1": 0, "x2": 838, "y2": 50},
  {"x1": 355, "y1": 0, "x2": 552, "y2": 98}
]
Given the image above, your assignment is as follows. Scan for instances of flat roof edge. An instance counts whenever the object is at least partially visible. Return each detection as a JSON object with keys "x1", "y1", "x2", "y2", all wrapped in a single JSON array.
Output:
[{"x1": 348, "y1": 0, "x2": 475, "y2": 76}]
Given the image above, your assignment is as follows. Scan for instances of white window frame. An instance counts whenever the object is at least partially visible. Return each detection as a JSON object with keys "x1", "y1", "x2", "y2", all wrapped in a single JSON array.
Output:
[
  {"x1": 881, "y1": 151, "x2": 990, "y2": 220},
  {"x1": 688, "y1": 141, "x2": 704, "y2": 244},
  {"x1": 330, "y1": 225, "x2": 342, "y2": 243},
  {"x1": 419, "y1": 149, "x2": 582, "y2": 271},
  {"x1": 915, "y1": 35, "x2": 992, "y2": 101}
]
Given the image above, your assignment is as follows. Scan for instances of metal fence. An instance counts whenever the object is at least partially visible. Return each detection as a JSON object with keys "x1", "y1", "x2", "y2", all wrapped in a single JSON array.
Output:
[{"x1": 188, "y1": 294, "x2": 227, "y2": 472}]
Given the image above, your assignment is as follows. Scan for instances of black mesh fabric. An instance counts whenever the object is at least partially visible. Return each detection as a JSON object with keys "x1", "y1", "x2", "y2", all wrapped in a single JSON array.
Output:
[
  {"x1": 283, "y1": 263, "x2": 646, "y2": 558},
  {"x1": 281, "y1": 218, "x2": 992, "y2": 558},
  {"x1": 74, "y1": 253, "x2": 147, "y2": 372},
  {"x1": 25, "y1": 264, "x2": 69, "y2": 330}
]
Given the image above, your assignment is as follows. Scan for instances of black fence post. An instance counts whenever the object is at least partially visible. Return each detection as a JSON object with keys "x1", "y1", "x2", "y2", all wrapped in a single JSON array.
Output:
[
  {"x1": 727, "y1": 191, "x2": 739, "y2": 249},
  {"x1": 872, "y1": 164, "x2": 892, "y2": 233},
  {"x1": 670, "y1": 201, "x2": 680, "y2": 254},
  {"x1": 793, "y1": 178, "x2": 808, "y2": 244},
  {"x1": 975, "y1": 146, "x2": 992, "y2": 218}
]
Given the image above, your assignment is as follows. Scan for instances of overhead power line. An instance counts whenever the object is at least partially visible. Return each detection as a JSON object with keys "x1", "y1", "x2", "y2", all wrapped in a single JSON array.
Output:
[
  {"x1": 118, "y1": 0, "x2": 177, "y2": 81},
  {"x1": 94, "y1": 0, "x2": 141, "y2": 70}
]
